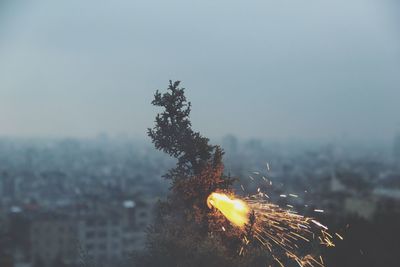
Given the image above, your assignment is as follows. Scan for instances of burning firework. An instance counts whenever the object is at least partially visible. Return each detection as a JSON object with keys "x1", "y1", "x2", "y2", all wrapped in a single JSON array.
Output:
[
  {"x1": 207, "y1": 191, "x2": 341, "y2": 267},
  {"x1": 207, "y1": 192, "x2": 249, "y2": 227}
]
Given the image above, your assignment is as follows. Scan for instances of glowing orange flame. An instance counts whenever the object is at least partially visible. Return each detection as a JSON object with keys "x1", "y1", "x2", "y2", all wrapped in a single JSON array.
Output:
[{"x1": 207, "y1": 192, "x2": 249, "y2": 227}]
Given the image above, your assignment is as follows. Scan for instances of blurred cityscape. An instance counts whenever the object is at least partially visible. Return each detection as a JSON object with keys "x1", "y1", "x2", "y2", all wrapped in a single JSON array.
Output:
[{"x1": 0, "y1": 134, "x2": 400, "y2": 267}]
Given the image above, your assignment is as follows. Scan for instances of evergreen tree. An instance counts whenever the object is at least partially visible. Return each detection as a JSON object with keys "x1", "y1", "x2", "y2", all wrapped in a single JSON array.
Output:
[
  {"x1": 147, "y1": 80, "x2": 233, "y2": 224},
  {"x1": 137, "y1": 81, "x2": 270, "y2": 267}
]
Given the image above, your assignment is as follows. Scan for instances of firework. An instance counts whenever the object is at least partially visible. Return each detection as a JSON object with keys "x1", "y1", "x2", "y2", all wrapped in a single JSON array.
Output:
[
  {"x1": 207, "y1": 192, "x2": 249, "y2": 227},
  {"x1": 207, "y1": 191, "x2": 340, "y2": 267}
]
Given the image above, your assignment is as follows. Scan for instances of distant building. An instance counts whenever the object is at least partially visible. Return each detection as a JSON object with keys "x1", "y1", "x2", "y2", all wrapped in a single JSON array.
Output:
[
  {"x1": 77, "y1": 200, "x2": 152, "y2": 266},
  {"x1": 1, "y1": 172, "x2": 15, "y2": 201},
  {"x1": 29, "y1": 199, "x2": 153, "y2": 267},
  {"x1": 344, "y1": 197, "x2": 377, "y2": 220},
  {"x1": 30, "y1": 214, "x2": 78, "y2": 267},
  {"x1": 77, "y1": 215, "x2": 123, "y2": 265},
  {"x1": 330, "y1": 174, "x2": 347, "y2": 193}
]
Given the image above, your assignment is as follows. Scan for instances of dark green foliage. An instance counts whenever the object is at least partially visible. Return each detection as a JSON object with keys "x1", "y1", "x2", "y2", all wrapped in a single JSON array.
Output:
[
  {"x1": 147, "y1": 81, "x2": 233, "y2": 223},
  {"x1": 138, "y1": 81, "x2": 269, "y2": 267},
  {"x1": 147, "y1": 80, "x2": 213, "y2": 177}
]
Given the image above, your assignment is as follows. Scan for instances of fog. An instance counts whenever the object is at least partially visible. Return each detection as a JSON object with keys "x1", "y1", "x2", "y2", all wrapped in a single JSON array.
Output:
[{"x1": 0, "y1": 0, "x2": 399, "y2": 141}]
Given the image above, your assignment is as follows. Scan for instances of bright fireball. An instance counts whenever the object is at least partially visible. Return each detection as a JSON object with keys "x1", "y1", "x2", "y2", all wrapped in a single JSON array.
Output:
[{"x1": 207, "y1": 192, "x2": 250, "y2": 227}]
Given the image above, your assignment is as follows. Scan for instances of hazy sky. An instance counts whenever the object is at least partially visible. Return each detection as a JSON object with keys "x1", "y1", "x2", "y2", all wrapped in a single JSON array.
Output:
[{"x1": 0, "y1": 0, "x2": 399, "y2": 141}]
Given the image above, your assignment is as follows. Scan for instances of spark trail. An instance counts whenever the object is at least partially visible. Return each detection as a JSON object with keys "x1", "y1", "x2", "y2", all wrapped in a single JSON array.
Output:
[{"x1": 207, "y1": 192, "x2": 340, "y2": 267}]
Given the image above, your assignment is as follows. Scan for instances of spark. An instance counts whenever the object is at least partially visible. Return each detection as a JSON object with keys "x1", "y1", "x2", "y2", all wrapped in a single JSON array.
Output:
[
  {"x1": 311, "y1": 220, "x2": 328, "y2": 230},
  {"x1": 239, "y1": 246, "x2": 244, "y2": 256},
  {"x1": 314, "y1": 209, "x2": 324, "y2": 213},
  {"x1": 335, "y1": 233, "x2": 344, "y2": 240},
  {"x1": 207, "y1": 192, "x2": 338, "y2": 267}
]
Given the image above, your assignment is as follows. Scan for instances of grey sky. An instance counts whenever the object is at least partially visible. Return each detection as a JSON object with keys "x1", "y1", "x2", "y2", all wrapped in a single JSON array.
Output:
[{"x1": 0, "y1": 0, "x2": 399, "y2": 141}]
